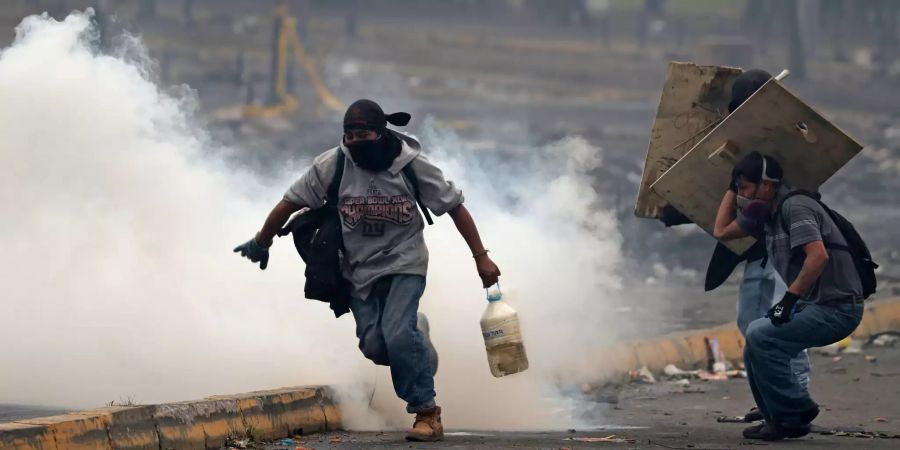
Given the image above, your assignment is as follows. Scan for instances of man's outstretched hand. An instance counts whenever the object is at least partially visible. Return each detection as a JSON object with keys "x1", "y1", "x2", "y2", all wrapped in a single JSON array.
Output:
[{"x1": 233, "y1": 237, "x2": 270, "y2": 270}]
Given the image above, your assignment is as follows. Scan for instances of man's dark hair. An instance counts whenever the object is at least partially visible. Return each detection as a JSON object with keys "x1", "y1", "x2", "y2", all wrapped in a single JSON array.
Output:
[
  {"x1": 728, "y1": 69, "x2": 772, "y2": 113},
  {"x1": 732, "y1": 151, "x2": 783, "y2": 188}
]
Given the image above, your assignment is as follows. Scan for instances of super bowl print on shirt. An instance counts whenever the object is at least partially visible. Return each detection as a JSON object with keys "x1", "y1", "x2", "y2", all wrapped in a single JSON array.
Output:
[{"x1": 340, "y1": 180, "x2": 415, "y2": 236}]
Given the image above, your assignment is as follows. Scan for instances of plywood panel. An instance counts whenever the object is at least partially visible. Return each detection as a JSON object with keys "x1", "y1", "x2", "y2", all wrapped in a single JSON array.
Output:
[
  {"x1": 650, "y1": 79, "x2": 863, "y2": 254},
  {"x1": 634, "y1": 62, "x2": 742, "y2": 218}
]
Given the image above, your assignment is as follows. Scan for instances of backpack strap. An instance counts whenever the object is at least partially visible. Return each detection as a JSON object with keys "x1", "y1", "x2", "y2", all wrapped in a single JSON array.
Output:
[
  {"x1": 775, "y1": 190, "x2": 819, "y2": 236},
  {"x1": 326, "y1": 149, "x2": 345, "y2": 206},
  {"x1": 401, "y1": 163, "x2": 434, "y2": 226}
]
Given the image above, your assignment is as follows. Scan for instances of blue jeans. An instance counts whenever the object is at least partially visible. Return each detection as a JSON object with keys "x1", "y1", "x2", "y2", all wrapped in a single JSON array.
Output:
[
  {"x1": 737, "y1": 260, "x2": 811, "y2": 390},
  {"x1": 349, "y1": 275, "x2": 437, "y2": 413},
  {"x1": 744, "y1": 301, "x2": 863, "y2": 428}
]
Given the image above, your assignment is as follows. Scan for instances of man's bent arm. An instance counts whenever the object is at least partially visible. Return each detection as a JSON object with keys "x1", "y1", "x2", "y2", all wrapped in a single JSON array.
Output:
[
  {"x1": 788, "y1": 240, "x2": 828, "y2": 296},
  {"x1": 256, "y1": 200, "x2": 305, "y2": 246},
  {"x1": 713, "y1": 190, "x2": 748, "y2": 240}
]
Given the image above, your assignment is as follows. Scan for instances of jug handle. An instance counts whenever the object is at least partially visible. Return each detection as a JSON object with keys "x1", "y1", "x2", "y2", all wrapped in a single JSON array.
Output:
[{"x1": 485, "y1": 280, "x2": 502, "y2": 301}]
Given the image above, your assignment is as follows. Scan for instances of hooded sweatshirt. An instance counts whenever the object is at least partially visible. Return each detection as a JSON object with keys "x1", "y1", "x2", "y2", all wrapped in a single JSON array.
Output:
[{"x1": 284, "y1": 131, "x2": 464, "y2": 299}]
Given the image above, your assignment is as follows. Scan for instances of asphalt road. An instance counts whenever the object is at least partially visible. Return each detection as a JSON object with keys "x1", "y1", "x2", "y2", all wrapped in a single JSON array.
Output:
[{"x1": 255, "y1": 344, "x2": 900, "y2": 450}]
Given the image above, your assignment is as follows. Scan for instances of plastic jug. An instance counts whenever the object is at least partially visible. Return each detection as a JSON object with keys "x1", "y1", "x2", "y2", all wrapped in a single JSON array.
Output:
[{"x1": 480, "y1": 284, "x2": 529, "y2": 377}]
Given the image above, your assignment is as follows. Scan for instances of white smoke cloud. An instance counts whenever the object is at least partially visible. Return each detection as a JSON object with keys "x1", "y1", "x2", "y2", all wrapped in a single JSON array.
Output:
[{"x1": 0, "y1": 11, "x2": 627, "y2": 431}]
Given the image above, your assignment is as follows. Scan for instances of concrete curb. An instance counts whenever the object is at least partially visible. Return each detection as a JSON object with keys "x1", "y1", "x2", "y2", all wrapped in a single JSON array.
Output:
[
  {"x1": 0, "y1": 386, "x2": 339, "y2": 450},
  {"x1": 586, "y1": 296, "x2": 900, "y2": 378}
]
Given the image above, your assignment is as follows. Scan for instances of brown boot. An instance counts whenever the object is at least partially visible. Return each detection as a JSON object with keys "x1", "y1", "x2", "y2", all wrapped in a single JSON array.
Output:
[{"x1": 405, "y1": 406, "x2": 444, "y2": 441}]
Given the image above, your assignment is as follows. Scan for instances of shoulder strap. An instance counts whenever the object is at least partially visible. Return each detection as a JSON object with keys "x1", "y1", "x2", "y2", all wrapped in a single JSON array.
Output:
[
  {"x1": 326, "y1": 149, "x2": 345, "y2": 206},
  {"x1": 775, "y1": 190, "x2": 819, "y2": 235},
  {"x1": 401, "y1": 163, "x2": 434, "y2": 226},
  {"x1": 775, "y1": 190, "x2": 853, "y2": 252}
]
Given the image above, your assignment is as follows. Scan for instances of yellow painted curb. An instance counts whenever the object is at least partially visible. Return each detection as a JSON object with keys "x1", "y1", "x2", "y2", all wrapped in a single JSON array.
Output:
[
  {"x1": 590, "y1": 296, "x2": 900, "y2": 377},
  {"x1": 1, "y1": 386, "x2": 338, "y2": 450}
]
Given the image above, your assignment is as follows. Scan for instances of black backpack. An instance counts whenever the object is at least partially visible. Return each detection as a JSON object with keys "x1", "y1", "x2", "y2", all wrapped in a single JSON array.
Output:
[
  {"x1": 278, "y1": 149, "x2": 433, "y2": 317},
  {"x1": 775, "y1": 190, "x2": 878, "y2": 299}
]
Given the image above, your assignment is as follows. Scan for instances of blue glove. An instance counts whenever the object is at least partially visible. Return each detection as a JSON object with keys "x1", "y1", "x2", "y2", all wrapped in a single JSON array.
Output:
[
  {"x1": 233, "y1": 237, "x2": 270, "y2": 270},
  {"x1": 767, "y1": 292, "x2": 800, "y2": 325}
]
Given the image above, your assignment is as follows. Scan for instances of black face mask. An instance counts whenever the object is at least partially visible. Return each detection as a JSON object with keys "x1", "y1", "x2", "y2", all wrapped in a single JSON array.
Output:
[{"x1": 346, "y1": 134, "x2": 401, "y2": 172}]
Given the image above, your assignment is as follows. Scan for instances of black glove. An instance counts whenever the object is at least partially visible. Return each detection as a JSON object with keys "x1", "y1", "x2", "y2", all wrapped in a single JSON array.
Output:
[
  {"x1": 233, "y1": 237, "x2": 270, "y2": 270},
  {"x1": 767, "y1": 292, "x2": 800, "y2": 325}
]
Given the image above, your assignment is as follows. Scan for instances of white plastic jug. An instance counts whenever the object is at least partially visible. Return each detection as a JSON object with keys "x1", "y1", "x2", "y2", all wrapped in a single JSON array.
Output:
[{"x1": 480, "y1": 284, "x2": 529, "y2": 377}]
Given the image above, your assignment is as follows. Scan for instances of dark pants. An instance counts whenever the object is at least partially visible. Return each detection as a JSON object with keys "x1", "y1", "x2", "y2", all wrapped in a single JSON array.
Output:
[{"x1": 744, "y1": 300, "x2": 863, "y2": 428}]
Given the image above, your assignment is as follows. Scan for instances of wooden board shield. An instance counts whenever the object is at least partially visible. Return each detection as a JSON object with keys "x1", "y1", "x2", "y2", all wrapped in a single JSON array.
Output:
[
  {"x1": 634, "y1": 62, "x2": 743, "y2": 218},
  {"x1": 650, "y1": 79, "x2": 864, "y2": 254}
]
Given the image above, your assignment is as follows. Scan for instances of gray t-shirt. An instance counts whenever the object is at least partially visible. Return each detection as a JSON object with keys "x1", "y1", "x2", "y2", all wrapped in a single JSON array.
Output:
[
  {"x1": 764, "y1": 187, "x2": 862, "y2": 303},
  {"x1": 283, "y1": 131, "x2": 464, "y2": 299}
]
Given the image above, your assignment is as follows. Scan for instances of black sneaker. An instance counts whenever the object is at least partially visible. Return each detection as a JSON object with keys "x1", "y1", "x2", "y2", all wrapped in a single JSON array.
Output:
[
  {"x1": 743, "y1": 422, "x2": 811, "y2": 441},
  {"x1": 743, "y1": 407, "x2": 764, "y2": 422}
]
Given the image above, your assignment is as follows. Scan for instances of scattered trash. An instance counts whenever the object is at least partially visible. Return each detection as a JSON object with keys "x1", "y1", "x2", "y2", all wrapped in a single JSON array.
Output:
[
  {"x1": 279, "y1": 438, "x2": 295, "y2": 446},
  {"x1": 811, "y1": 424, "x2": 866, "y2": 434},
  {"x1": 870, "y1": 332, "x2": 900, "y2": 347},
  {"x1": 670, "y1": 379, "x2": 691, "y2": 387},
  {"x1": 664, "y1": 364, "x2": 688, "y2": 377},
  {"x1": 831, "y1": 431, "x2": 900, "y2": 439},
  {"x1": 833, "y1": 356, "x2": 843, "y2": 362},
  {"x1": 227, "y1": 438, "x2": 249, "y2": 449},
  {"x1": 328, "y1": 436, "x2": 343, "y2": 444},
  {"x1": 697, "y1": 370, "x2": 728, "y2": 381},
  {"x1": 843, "y1": 339, "x2": 864, "y2": 354},
  {"x1": 865, "y1": 355, "x2": 878, "y2": 363},
  {"x1": 875, "y1": 417, "x2": 889, "y2": 423},
  {"x1": 566, "y1": 435, "x2": 636, "y2": 443},
  {"x1": 717, "y1": 415, "x2": 749, "y2": 423},
  {"x1": 712, "y1": 361, "x2": 727, "y2": 373},
  {"x1": 704, "y1": 337, "x2": 727, "y2": 372},
  {"x1": 629, "y1": 366, "x2": 656, "y2": 384}
]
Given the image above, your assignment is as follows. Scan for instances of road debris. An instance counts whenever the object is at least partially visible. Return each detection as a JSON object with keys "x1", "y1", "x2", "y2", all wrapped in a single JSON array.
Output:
[
  {"x1": 565, "y1": 435, "x2": 636, "y2": 443},
  {"x1": 843, "y1": 339, "x2": 865, "y2": 354},
  {"x1": 664, "y1": 364, "x2": 691, "y2": 377},
  {"x1": 716, "y1": 415, "x2": 749, "y2": 423},
  {"x1": 870, "y1": 332, "x2": 900, "y2": 347},
  {"x1": 629, "y1": 366, "x2": 657, "y2": 384},
  {"x1": 866, "y1": 355, "x2": 879, "y2": 363}
]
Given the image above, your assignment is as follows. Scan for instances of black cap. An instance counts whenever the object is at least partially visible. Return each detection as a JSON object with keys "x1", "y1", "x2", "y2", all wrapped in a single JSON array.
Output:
[
  {"x1": 728, "y1": 69, "x2": 772, "y2": 113},
  {"x1": 343, "y1": 99, "x2": 411, "y2": 132}
]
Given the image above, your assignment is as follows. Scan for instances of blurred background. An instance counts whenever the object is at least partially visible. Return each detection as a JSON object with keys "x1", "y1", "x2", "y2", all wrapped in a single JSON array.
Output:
[{"x1": 2, "y1": 0, "x2": 899, "y2": 329}]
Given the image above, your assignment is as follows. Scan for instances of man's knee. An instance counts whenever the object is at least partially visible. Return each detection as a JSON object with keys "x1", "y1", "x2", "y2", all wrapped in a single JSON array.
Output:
[
  {"x1": 359, "y1": 335, "x2": 390, "y2": 366},
  {"x1": 745, "y1": 319, "x2": 768, "y2": 349}
]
